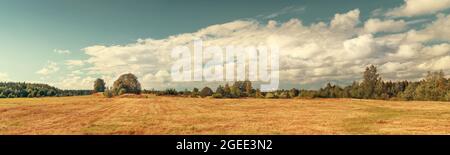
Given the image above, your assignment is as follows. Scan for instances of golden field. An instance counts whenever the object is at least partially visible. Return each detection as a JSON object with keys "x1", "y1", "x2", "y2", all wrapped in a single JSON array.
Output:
[{"x1": 0, "y1": 95, "x2": 450, "y2": 135}]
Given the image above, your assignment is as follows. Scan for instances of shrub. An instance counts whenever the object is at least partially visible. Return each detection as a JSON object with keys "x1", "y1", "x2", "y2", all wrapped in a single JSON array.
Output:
[
  {"x1": 164, "y1": 88, "x2": 178, "y2": 96},
  {"x1": 230, "y1": 86, "x2": 241, "y2": 98},
  {"x1": 299, "y1": 90, "x2": 317, "y2": 99},
  {"x1": 212, "y1": 93, "x2": 223, "y2": 98},
  {"x1": 265, "y1": 92, "x2": 276, "y2": 99},
  {"x1": 200, "y1": 87, "x2": 213, "y2": 98},
  {"x1": 279, "y1": 91, "x2": 290, "y2": 98},
  {"x1": 289, "y1": 88, "x2": 299, "y2": 97},
  {"x1": 103, "y1": 89, "x2": 114, "y2": 98},
  {"x1": 446, "y1": 91, "x2": 450, "y2": 101},
  {"x1": 7, "y1": 94, "x2": 16, "y2": 98},
  {"x1": 255, "y1": 89, "x2": 264, "y2": 98},
  {"x1": 215, "y1": 85, "x2": 225, "y2": 96}
]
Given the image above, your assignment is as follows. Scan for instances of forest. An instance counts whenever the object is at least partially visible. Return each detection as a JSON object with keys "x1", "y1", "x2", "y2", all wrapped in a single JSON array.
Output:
[
  {"x1": 0, "y1": 82, "x2": 92, "y2": 98},
  {"x1": 1, "y1": 65, "x2": 449, "y2": 101}
]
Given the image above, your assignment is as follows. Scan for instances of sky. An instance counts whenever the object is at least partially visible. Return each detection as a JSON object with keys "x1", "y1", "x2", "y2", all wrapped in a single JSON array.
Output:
[{"x1": 0, "y1": 0, "x2": 449, "y2": 90}]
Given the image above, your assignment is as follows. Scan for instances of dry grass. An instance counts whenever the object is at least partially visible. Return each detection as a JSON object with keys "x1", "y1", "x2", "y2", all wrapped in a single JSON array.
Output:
[{"x1": 1, "y1": 95, "x2": 450, "y2": 135}]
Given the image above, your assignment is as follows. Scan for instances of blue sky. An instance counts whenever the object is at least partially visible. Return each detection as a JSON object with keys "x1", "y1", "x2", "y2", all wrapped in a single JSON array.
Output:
[{"x1": 0, "y1": 0, "x2": 449, "y2": 90}]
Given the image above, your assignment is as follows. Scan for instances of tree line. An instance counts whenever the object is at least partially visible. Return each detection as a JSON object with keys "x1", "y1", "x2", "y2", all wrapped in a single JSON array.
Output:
[
  {"x1": 0, "y1": 82, "x2": 92, "y2": 98},
  {"x1": 101, "y1": 65, "x2": 450, "y2": 101},
  {"x1": 1, "y1": 65, "x2": 449, "y2": 101}
]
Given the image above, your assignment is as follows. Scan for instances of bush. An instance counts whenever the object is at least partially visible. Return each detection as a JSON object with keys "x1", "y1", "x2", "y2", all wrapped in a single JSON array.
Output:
[
  {"x1": 212, "y1": 93, "x2": 223, "y2": 98},
  {"x1": 164, "y1": 88, "x2": 178, "y2": 96},
  {"x1": 215, "y1": 85, "x2": 225, "y2": 96},
  {"x1": 191, "y1": 88, "x2": 199, "y2": 97},
  {"x1": 279, "y1": 91, "x2": 290, "y2": 98},
  {"x1": 446, "y1": 91, "x2": 450, "y2": 101},
  {"x1": 255, "y1": 89, "x2": 264, "y2": 98},
  {"x1": 265, "y1": 92, "x2": 276, "y2": 99},
  {"x1": 299, "y1": 90, "x2": 317, "y2": 99},
  {"x1": 200, "y1": 87, "x2": 213, "y2": 98},
  {"x1": 113, "y1": 73, "x2": 141, "y2": 95},
  {"x1": 289, "y1": 88, "x2": 299, "y2": 97},
  {"x1": 230, "y1": 86, "x2": 241, "y2": 98},
  {"x1": 103, "y1": 89, "x2": 114, "y2": 98}
]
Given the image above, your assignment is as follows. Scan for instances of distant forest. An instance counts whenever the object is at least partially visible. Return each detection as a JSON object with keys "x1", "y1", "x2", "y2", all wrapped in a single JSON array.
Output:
[
  {"x1": 1, "y1": 65, "x2": 450, "y2": 101},
  {"x1": 0, "y1": 82, "x2": 92, "y2": 98}
]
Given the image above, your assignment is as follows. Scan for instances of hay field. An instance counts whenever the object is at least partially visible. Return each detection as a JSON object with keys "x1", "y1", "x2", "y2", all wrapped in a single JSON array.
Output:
[{"x1": 1, "y1": 95, "x2": 450, "y2": 135}]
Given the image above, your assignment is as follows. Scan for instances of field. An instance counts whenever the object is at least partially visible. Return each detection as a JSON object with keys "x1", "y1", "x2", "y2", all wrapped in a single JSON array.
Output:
[{"x1": 1, "y1": 95, "x2": 450, "y2": 135}]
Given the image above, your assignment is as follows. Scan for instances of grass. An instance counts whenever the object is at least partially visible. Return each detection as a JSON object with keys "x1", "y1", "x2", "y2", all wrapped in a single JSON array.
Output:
[{"x1": 0, "y1": 95, "x2": 450, "y2": 135}]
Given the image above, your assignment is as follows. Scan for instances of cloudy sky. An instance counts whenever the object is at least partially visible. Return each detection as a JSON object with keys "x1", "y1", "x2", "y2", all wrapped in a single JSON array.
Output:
[{"x1": 0, "y1": 0, "x2": 449, "y2": 90}]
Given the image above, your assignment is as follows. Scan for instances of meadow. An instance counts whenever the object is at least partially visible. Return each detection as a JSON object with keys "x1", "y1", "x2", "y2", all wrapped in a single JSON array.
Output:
[{"x1": 1, "y1": 95, "x2": 450, "y2": 135}]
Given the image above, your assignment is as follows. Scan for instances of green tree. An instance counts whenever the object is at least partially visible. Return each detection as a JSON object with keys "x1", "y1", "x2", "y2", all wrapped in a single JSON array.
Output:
[
  {"x1": 414, "y1": 71, "x2": 448, "y2": 101},
  {"x1": 289, "y1": 88, "x2": 299, "y2": 98},
  {"x1": 94, "y1": 78, "x2": 106, "y2": 93},
  {"x1": 244, "y1": 80, "x2": 252, "y2": 95},
  {"x1": 215, "y1": 85, "x2": 225, "y2": 96},
  {"x1": 361, "y1": 65, "x2": 381, "y2": 99},
  {"x1": 223, "y1": 83, "x2": 231, "y2": 97},
  {"x1": 191, "y1": 87, "x2": 199, "y2": 97},
  {"x1": 400, "y1": 83, "x2": 418, "y2": 100},
  {"x1": 113, "y1": 73, "x2": 141, "y2": 95},
  {"x1": 350, "y1": 81, "x2": 360, "y2": 98},
  {"x1": 230, "y1": 85, "x2": 241, "y2": 98}
]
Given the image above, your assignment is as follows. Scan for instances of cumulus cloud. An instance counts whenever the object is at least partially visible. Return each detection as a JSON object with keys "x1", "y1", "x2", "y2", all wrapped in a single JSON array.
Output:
[
  {"x1": 50, "y1": 8, "x2": 450, "y2": 90},
  {"x1": 364, "y1": 18, "x2": 407, "y2": 33},
  {"x1": 36, "y1": 61, "x2": 60, "y2": 75},
  {"x1": 414, "y1": 14, "x2": 450, "y2": 41},
  {"x1": 386, "y1": 0, "x2": 450, "y2": 17},
  {"x1": 65, "y1": 60, "x2": 85, "y2": 68},
  {"x1": 330, "y1": 9, "x2": 361, "y2": 32},
  {"x1": 54, "y1": 76, "x2": 96, "y2": 89}
]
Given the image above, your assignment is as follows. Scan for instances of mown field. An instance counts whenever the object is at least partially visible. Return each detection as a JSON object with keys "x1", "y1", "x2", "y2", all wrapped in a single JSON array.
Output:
[{"x1": 0, "y1": 95, "x2": 450, "y2": 135}]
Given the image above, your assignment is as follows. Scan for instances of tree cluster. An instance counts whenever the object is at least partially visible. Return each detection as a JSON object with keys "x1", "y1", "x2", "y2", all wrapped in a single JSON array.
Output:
[
  {"x1": 0, "y1": 82, "x2": 92, "y2": 98},
  {"x1": 140, "y1": 65, "x2": 450, "y2": 101}
]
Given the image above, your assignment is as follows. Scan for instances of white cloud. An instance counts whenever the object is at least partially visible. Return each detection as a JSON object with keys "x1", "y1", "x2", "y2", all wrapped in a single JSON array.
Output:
[
  {"x1": 0, "y1": 72, "x2": 9, "y2": 81},
  {"x1": 65, "y1": 60, "x2": 85, "y2": 67},
  {"x1": 54, "y1": 76, "x2": 95, "y2": 89},
  {"x1": 388, "y1": 43, "x2": 450, "y2": 60},
  {"x1": 330, "y1": 9, "x2": 361, "y2": 32},
  {"x1": 412, "y1": 14, "x2": 450, "y2": 42},
  {"x1": 388, "y1": 43, "x2": 423, "y2": 59},
  {"x1": 263, "y1": 6, "x2": 306, "y2": 19},
  {"x1": 342, "y1": 34, "x2": 377, "y2": 60},
  {"x1": 417, "y1": 55, "x2": 450, "y2": 70},
  {"x1": 364, "y1": 18, "x2": 407, "y2": 33},
  {"x1": 36, "y1": 61, "x2": 60, "y2": 75},
  {"x1": 53, "y1": 49, "x2": 71, "y2": 54},
  {"x1": 53, "y1": 9, "x2": 450, "y2": 89},
  {"x1": 386, "y1": 0, "x2": 450, "y2": 17}
]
